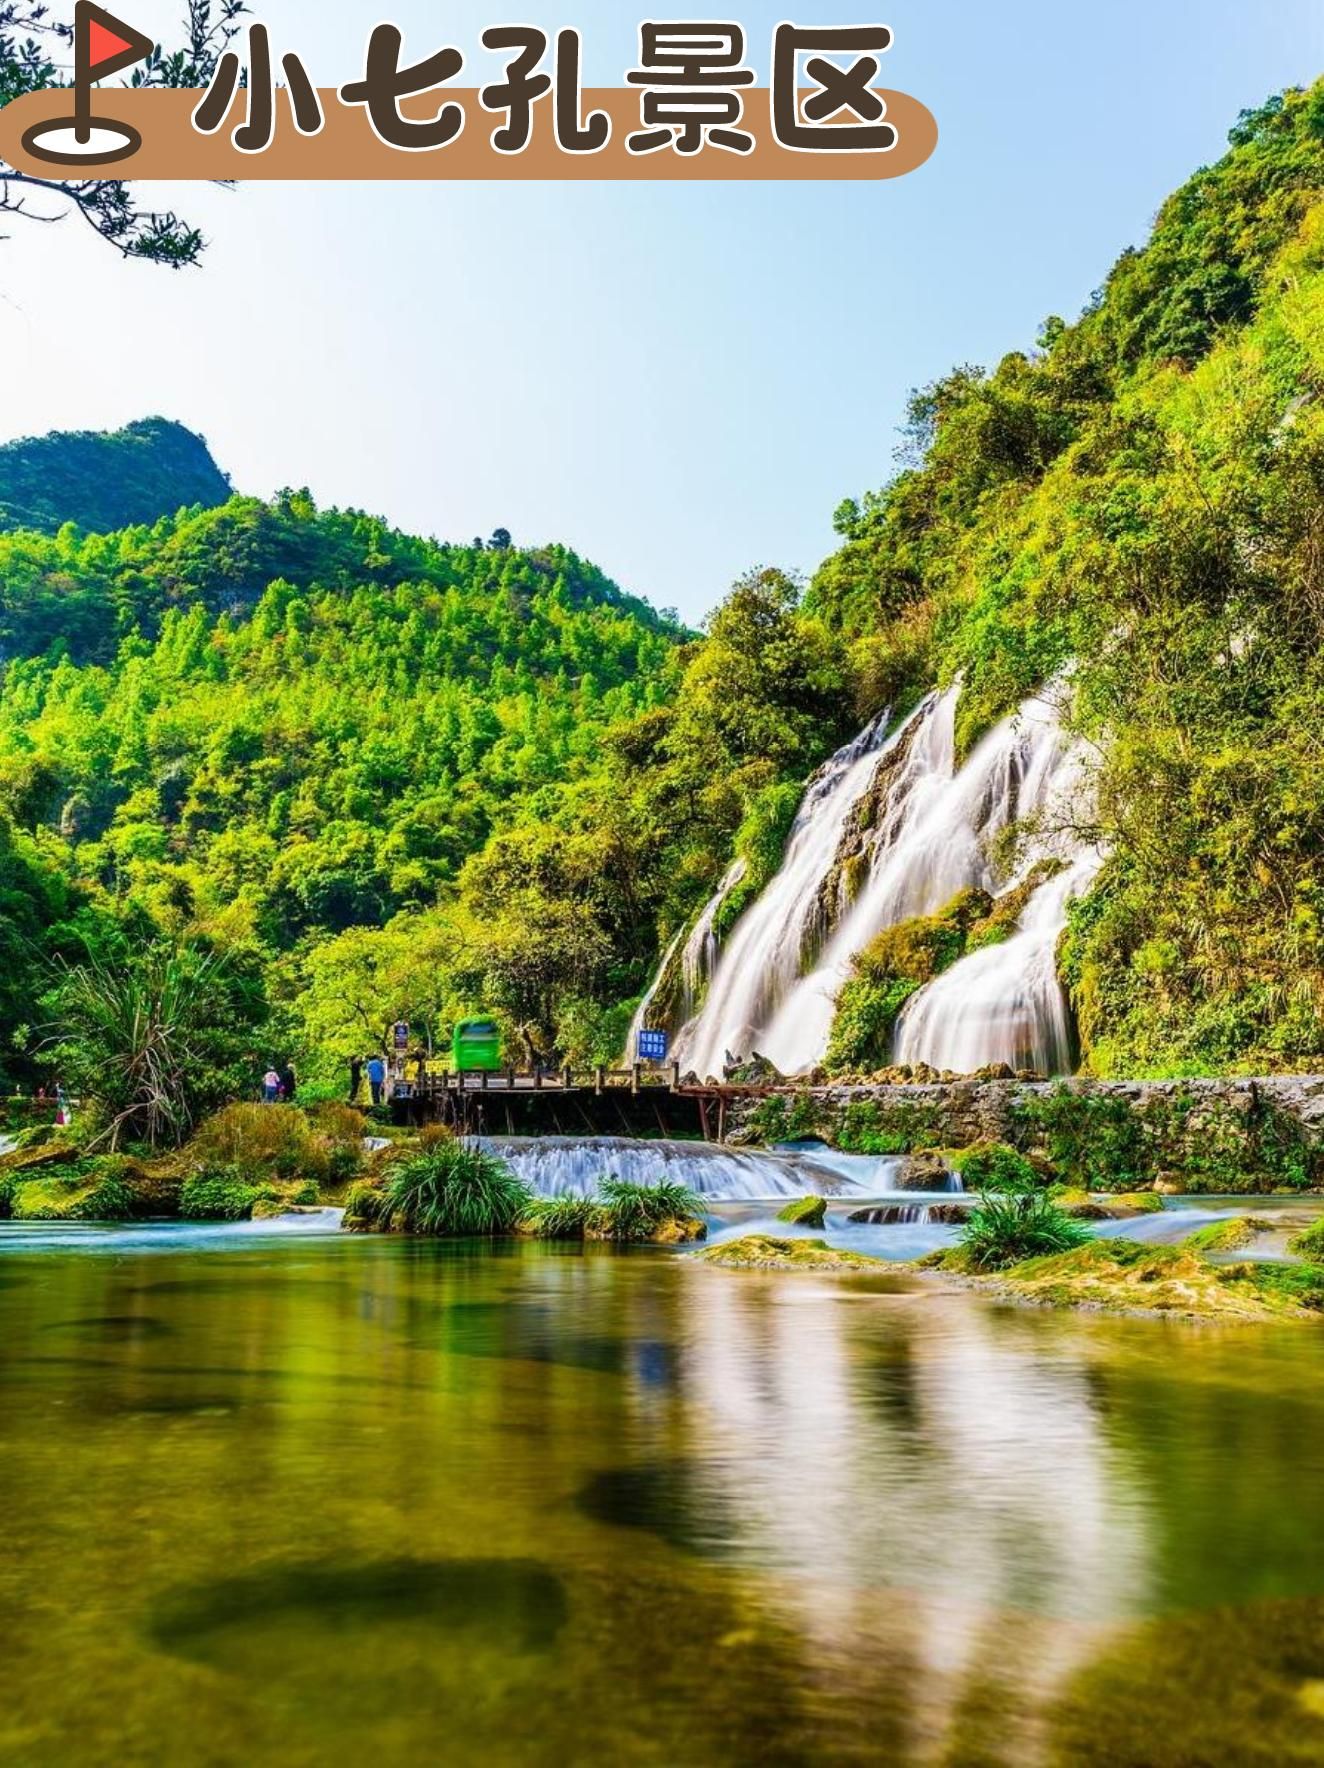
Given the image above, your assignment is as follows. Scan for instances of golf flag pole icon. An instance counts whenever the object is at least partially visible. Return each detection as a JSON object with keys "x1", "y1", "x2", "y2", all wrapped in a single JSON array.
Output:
[{"x1": 21, "y1": 2, "x2": 154, "y2": 166}]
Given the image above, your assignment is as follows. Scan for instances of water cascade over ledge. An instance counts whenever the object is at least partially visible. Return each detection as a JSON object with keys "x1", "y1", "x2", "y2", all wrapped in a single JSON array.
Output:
[
  {"x1": 479, "y1": 1137, "x2": 899, "y2": 1200},
  {"x1": 657, "y1": 684, "x2": 1098, "y2": 1078}
]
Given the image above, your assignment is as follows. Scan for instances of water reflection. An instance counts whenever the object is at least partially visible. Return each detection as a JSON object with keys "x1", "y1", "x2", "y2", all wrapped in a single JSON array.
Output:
[{"x1": 1, "y1": 1234, "x2": 1323, "y2": 1765}]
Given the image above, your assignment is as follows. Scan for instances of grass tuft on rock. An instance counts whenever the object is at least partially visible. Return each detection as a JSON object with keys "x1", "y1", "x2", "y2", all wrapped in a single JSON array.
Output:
[{"x1": 958, "y1": 1187, "x2": 1093, "y2": 1270}]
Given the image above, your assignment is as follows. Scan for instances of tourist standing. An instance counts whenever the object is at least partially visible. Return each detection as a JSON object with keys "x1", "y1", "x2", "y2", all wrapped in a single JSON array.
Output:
[
  {"x1": 366, "y1": 1052, "x2": 387, "y2": 1106},
  {"x1": 348, "y1": 1054, "x2": 363, "y2": 1104},
  {"x1": 279, "y1": 1061, "x2": 297, "y2": 1103},
  {"x1": 262, "y1": 1067, "x2": 281, "y2": 1103}
]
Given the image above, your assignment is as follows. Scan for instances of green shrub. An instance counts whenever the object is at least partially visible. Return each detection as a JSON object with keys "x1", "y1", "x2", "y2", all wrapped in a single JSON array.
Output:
[
  {"x1": 180, "y1": 1166, "x2": 262, "y2": 1221},
  {"x1": 1014, "y1": 1088, "x2": 1151, "y2": 1191},
  {"x1": 594, "y1": 1176, "x2": 705, "y2": 1242},
  {"x1": 382, "y1": 1142, "x2": 533, "y2": 1236},
  {"x1": 188, "y1": 1102, "x2": 360, "y2": 1188},
  {"x1": 342, "y1": 1179, "x2": 387, "y2": 1231},
  {"x1": 959, "y1": 1189, "x2": 1093, "y2": 1270},
  {"x1": 951, "y1": 1141, "x2": 1041, "y2": 1191},
  {"x1": 837, "y1": 1099, "x2": 948, "y2": 1155}
]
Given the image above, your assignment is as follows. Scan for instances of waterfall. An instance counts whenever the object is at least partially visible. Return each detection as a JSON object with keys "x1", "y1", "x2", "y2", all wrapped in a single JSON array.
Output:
[
  {"x1": 673, "y1": 709, "x2": 900, "y2": 1080},
  {"x1": 623, "y1": 926, "x2": 685, "y2": 1065},
  {"x1": 679, "y1": 860, "x2": 746, "y2": 1020},
  {"x1": 894, "y1": 848, "x2": 1102, "y2": 1074},
  {"x1": 478, "y1": 1136, "x2": 893, "y2": 1201},
  {"x1": 672, "y1": 683, "x2": 1095, "y2": 1079}
]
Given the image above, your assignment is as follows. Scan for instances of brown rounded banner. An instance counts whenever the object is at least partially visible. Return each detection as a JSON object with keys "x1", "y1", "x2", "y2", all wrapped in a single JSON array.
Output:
[{"x1": 0, "y1": 86, "x2": 937, "y2": 180}]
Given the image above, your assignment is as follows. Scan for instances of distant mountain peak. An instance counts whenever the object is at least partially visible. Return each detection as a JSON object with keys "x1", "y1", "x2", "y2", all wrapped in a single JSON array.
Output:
[{"x1": 0, "y1": 416, "x2": 231, "y2": 536}]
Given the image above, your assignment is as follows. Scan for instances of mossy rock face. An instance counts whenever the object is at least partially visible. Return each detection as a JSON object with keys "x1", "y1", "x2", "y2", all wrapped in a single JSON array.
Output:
[
  {"x1": 1182, "y1": 1216, "x2": 1272, "y2": 1254},
  {"x1": 0, "y1": 1140, "x2": 83, "y2": 1177},
  {"x1": 925, "y1": 1238, "x2": 1324, "y2": 1322},
  {"x1": 8, "y1": 1158, "x2": 137, "y2": 1222},
  {"x1": 1112, "y1": 1191, "x2": 1165, "y2": 1214},
  {"x1": 1289, "y1": 1217, "x2": 1324, "y2": 1259},
  {"x1": 777, "y1": 1196, "x2": 827, "y2": 1228},
  {"x1": 695, "y1": 1235, "x2": 883, "y2": 1272}
]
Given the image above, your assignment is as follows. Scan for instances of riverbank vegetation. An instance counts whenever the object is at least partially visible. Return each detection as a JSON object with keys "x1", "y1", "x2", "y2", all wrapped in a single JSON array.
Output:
[
  {"x1": 0, "y1": 84, "x2": 1320, "y2": 1093},
  {"x1": 0, "y1": 1101, "x2": 365, "y2": 1221}
]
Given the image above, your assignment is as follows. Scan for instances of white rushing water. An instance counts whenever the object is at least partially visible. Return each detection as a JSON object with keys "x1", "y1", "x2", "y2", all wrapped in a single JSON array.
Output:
[
  {"x1": 894, "y1": 847, "x2": 1102, "y2": 1074},
  {"x1": 478, "y1": 1136, "x2": 898, "y2": 1201},
  {"x1": 674, "y1": 710, "x2": 898, "y2": 1080},
  {"x1": 664, "y1": 682, "x2": 1094, "y2": 1078}
]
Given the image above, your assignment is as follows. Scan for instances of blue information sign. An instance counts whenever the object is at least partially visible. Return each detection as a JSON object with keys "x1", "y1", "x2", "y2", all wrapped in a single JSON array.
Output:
[{"x1": 636, "y1": 1028, "x2": 669, "y2": 1062}]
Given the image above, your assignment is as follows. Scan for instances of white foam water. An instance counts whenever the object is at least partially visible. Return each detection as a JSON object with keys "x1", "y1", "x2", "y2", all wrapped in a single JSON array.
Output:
[{"x1": 478, "y1": 1136, "x2": 895, "y2": 1201}]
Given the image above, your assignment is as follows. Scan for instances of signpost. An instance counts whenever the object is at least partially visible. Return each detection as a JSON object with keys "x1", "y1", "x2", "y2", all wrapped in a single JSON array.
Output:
[{"x1": 636, "y1": 1028, "x2": 669, "y2": 1063}]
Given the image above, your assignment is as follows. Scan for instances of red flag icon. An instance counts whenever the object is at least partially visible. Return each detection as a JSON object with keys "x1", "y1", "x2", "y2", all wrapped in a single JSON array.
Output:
[
  {"x1": 16, "y1": 0, "x2": 154, "y2": 164},
  {"x1": 78, "y1": 2, "x2": 154, "y2": 86}
]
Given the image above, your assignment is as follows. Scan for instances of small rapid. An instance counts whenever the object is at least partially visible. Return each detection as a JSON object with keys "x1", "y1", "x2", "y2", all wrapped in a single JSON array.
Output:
[{"x1": 478, "y1": 1136, "x2": 900, "y2": 1201}]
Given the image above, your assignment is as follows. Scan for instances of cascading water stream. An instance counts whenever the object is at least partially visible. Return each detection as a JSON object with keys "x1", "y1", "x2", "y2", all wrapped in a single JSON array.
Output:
[
  {"x1": 478, "y1": 1136, "x2": 901, "y2": 1201},
  {"x1": 673, "y1": 709, "x2": 899, "y2": 1080},
  {"x1": 894, "y1": 847, "x2": 1102, "y2": 1074}
]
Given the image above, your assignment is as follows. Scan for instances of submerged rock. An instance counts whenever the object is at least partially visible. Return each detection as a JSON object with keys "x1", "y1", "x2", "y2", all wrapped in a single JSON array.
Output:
[{"x1": 694, "y1": 1235, "x2": 884, "y2": 1272}]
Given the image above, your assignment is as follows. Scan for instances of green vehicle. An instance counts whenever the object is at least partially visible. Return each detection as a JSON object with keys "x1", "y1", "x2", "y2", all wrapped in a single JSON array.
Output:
[{"x1": 451, "y1": 1017, "x2": 503, "y2": 1072}]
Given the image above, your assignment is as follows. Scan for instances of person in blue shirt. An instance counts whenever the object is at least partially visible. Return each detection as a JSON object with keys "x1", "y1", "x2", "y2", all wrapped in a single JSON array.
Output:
[{"x1": 366, "y1": 1053, "x2": 387, "y2": 1106}]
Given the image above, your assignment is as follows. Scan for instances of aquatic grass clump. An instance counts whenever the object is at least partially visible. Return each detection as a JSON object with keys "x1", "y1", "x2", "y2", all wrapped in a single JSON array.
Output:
[
  {"x1": 959, "y1": 1188, "x2": 1092, "y2": 1270},
  {"x1": 519, "y1": 1196, "x2": 602, "y2": 1240},
  {"x1": 382, "y1": 1142, "x2": 533, "y2": 1236},
  {"x1": 594, "y1": 1176, "x2": 705, "y2": 1243}
]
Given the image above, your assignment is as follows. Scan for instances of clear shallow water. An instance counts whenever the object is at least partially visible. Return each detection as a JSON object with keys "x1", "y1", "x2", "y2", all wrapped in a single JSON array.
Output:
[{"x1": 3, "y1": 1226, "x2": 1324, "y2": 1765}]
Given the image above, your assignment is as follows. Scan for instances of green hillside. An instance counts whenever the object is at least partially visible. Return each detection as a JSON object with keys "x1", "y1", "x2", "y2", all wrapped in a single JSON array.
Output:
[
  {"x1": 0, "y1": 82, "x2": 1320, "y2": 1094},
  {"x1": 0, "y1": 417, "x2": 230, "y2": 537}
]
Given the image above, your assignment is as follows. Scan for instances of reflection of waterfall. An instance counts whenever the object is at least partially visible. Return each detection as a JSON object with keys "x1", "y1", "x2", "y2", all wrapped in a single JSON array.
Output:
[
  {"x1": 895, "y1": 848, "x2": 1102, "y2": 1074},
  {"x1": 673, "y1": 710, "x2": 899, "y2": 1080},
  {"x1": 661, "y1": 1264, "x2": 1152, "y2": 1758},
  {"x1": 675, "y1": 684, "x2": 1094, "y2": 1078},
  {"x1": 479, "y1": 1136, "x2": 882, "y2": 1200}
]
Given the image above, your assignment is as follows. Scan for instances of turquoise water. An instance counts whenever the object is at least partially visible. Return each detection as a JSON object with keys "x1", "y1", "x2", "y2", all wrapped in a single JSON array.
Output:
[{"x1": 3, "y1": 1219, "x2": 1324, "y2": 1765}]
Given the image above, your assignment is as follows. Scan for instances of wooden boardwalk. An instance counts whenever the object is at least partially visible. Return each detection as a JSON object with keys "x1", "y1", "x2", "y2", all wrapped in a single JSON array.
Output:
[{"x1": 395, "y1": 1065, "x2": 791, "y2": 1140}]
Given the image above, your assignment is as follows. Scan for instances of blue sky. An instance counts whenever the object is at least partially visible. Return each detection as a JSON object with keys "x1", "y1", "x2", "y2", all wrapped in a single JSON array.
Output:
[{"x1": 3, "y1": 0, "x2": 1321, "y2": 621}]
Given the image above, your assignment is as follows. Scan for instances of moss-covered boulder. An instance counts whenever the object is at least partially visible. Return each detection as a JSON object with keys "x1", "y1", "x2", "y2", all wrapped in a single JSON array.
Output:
[
  {"x1": 1289, "y1": 1217, "x2": 1324, "y2": 1259},
  {"x1": 1182, "y1": 1214, "x2": 1280, "y2": 1254},
  {"x1": 922, "y1": 1237, "x2": 1324, "y2": 1321},
  {"x1": 694, "y1": 1235, "x2": 885, "y2": 1272},
  {"x1": 776, "y1": 1196, "x2": 827, "y2": 1228}
]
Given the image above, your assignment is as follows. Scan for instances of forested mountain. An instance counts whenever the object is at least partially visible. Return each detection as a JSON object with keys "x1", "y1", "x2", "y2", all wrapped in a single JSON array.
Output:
[
  {"x1": 0, "y1": 81, "x2": 1320, "y2": 1089},
  {"x1": 0, "y1": 417, "x2": 231, "y2": 537}
]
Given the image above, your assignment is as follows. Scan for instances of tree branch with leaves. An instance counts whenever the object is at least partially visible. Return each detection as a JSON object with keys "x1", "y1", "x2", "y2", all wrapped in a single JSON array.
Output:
[{"x1": 0, "y1": 0, "x2": 247, "y2": 265}]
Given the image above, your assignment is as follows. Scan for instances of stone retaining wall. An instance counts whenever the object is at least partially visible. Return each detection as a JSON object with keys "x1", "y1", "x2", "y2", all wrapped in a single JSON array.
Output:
[{"x1": 728, "y1": 1076, "x2": 1324, "y2": 1193}]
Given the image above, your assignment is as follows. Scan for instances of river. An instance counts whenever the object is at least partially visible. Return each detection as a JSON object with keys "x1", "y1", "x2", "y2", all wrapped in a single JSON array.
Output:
[{"x1": 2, "y1": 1214, "x2": 1324, "y2": 1765}]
